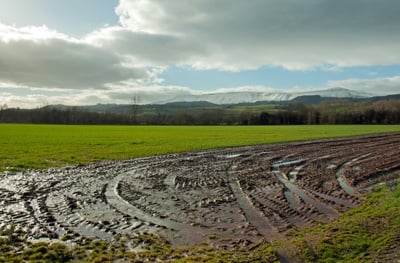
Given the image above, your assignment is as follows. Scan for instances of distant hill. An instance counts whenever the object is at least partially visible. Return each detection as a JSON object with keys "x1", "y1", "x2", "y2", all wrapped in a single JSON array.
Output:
[
  {"x1": 363, "y1": 93, "x2": 400, "y2": 102},
  {"x1": 290, "y1": 95, "x2": 324, "y2": 104},
  {"x1": 162, "y1": 101, "x2": 217, "y2": 107},
  {"x1": 156, "y1": 87, "x2": 373, "y2": 104},
  {"x1": 46, "y1": 91, "x2": 400, "y2": 115},
  {"x1": 291, "y1": 93, "x2": 400, "y2": 105}
]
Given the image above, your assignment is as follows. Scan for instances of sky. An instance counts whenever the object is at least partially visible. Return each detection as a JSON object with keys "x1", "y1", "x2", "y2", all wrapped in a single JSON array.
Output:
[{"x1": 1, "y1": 0, "x2": 400, "y2": 108}]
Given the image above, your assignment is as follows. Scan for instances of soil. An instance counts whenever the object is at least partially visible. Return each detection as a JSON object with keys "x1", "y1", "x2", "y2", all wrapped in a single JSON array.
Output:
[{"x1": 1, "y1": 132, "x2": 399, "y2": 249}]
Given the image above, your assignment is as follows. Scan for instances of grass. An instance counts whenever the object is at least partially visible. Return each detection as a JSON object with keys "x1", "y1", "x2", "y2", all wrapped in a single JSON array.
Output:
[
  {"x1": 1, "y1": 124, "x2": 399, "y2": 171},
  {"x1": 290, "y1": 180, "x2": 400, "y2": 262}
]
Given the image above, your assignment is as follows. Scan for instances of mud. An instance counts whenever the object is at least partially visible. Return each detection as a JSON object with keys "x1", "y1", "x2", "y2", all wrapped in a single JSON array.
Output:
[{"x1": 1, "y1": 132, "x2": 399, "y2": 248}]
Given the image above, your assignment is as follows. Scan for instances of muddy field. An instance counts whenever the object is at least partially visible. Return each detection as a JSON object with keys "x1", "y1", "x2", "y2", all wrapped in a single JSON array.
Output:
[{"x1": 1, "y1": 132, "x2": 399, "y2": 248}]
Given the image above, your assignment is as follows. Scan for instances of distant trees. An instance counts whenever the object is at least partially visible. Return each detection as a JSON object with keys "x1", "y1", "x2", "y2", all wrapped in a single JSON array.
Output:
[
  {"x1": 1, "y1": 99, "x2": 400, "y2": 125},
  {"x1": 254, "y1": 100, "x2": 400, "y2": 125},
  {"x1": 0, "y1": 107, "x2": 131, "y2": 124},
  {"x1": 174, "y1": 109, "x2": 195, "y2": 125}
]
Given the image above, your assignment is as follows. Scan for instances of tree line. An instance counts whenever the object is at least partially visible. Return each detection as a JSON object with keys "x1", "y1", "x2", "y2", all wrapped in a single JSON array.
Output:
[
  {"x1": 0, "y1": 107, "x2": 132, "y2": 125},
  {"x1": 1, "y1": 99, "x2": 400, "y2": 125}
]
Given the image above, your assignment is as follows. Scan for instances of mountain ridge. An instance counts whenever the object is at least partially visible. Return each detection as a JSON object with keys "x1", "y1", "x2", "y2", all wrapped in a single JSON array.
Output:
[{"x1": 156, "y1": 87, "x2": 374, "y2": 104}]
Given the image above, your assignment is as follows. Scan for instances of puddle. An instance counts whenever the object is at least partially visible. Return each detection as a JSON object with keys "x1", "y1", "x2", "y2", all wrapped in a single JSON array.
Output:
[
  {"x1": 335, "y1": 154, "x2": 371, "y2": 196},
  {"x1": 272, "y1": 159, "x2": 305, "y2": 168}
]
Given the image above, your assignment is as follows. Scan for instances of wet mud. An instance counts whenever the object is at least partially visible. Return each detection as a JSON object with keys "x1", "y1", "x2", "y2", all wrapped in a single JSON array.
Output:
[{"x1": 1, "y1": 132, "x2": 399, "y2": 248}]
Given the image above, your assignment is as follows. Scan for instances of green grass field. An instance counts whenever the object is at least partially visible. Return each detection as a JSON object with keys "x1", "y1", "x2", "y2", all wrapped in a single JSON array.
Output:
[{"x1": 1, "y1": 124, "x2": 399, "y2": 171}]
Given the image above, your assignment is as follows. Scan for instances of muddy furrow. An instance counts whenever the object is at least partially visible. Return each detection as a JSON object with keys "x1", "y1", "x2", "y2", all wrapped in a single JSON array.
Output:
[
  {"x1": 226, "y1": 175, "x2": 284, "y2": 242},
  {"x1": 0, "y1": 132, "x2": 399, "y2": 248},
  {"x1": 273, "y1": 170, "x2": 339, "y2": 218}
]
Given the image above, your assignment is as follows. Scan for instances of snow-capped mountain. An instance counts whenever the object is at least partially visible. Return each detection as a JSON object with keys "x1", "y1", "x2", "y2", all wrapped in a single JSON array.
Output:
[{"x1": 157, "y1": 87, "x2": 374, "y2": 104}]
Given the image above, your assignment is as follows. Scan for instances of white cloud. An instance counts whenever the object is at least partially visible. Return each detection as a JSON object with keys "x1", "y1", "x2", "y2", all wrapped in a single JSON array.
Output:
[
  {"x1": 1, "y1": 92, "x2": 55, "y2": 108},
  {"x1": 3, "y1": 74, "x2": 400, "y2": 109},
  {"x1": 0, "y1": 84, "x2": 197, "y2": 108},
  {"x1": 213, "y1": 86, "x2": 276, "y2": 93},
  {"x1": 0, "y1": 24, "x2": 70, "y2": 42},
  {"x1": 1, "y1": 84, "x2": 279, "y2": 108},
  {"x1": 327, "y1": 76, "x2": 400, "y2": 95}
]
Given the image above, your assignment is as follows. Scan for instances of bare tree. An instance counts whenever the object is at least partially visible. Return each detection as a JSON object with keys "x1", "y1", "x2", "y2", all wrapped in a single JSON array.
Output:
[{"x1": 131, "y1": 95, "x2": 141, "y2": 124}]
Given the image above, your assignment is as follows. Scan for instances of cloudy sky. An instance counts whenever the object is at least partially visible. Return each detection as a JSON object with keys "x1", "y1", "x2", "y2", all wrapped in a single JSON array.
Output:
[{"x1": 1, "y1": 0, "x2": 400, "y2": 108}]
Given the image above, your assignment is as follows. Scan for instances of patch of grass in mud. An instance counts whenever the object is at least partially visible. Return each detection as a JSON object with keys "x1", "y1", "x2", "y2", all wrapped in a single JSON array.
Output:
[
  {"x1": 0, "y1": 181, "x2": 398, "y2": 262},
  {"x1": 1, "y1": 124, "x2": 399, "y2": 171},
  {"x1": 0, "y1": 231, "x2": 278, "y2": 262},
  {"x1": 285, "y1": 179, "x2": 400, "y2": 262}
]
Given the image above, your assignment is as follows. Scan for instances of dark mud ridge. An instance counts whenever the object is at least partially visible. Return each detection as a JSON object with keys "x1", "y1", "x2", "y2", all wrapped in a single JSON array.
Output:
[{"x1": 1, "y1": 133, "x2": 400, "y2": 248}]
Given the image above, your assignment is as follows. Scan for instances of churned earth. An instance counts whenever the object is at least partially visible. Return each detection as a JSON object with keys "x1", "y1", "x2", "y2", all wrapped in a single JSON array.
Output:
[{"x1": 1, "y1": 132, "x2": 399, "y2": 249}]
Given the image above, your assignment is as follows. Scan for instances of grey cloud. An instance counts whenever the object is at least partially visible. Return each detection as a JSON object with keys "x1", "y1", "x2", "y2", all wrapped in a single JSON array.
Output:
[
  {"x1": 90, "y1": 29, "x2": 206, "y2": 66},
  {"x1": 114, "y1": 0, "x2": 400, "y2": 70},
  {"x1": 140, "y1": 0, "x2": 400, "y2": 42},
  {"x1": 0, "y1": 34, "x2": 149, "y2": 89}
]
